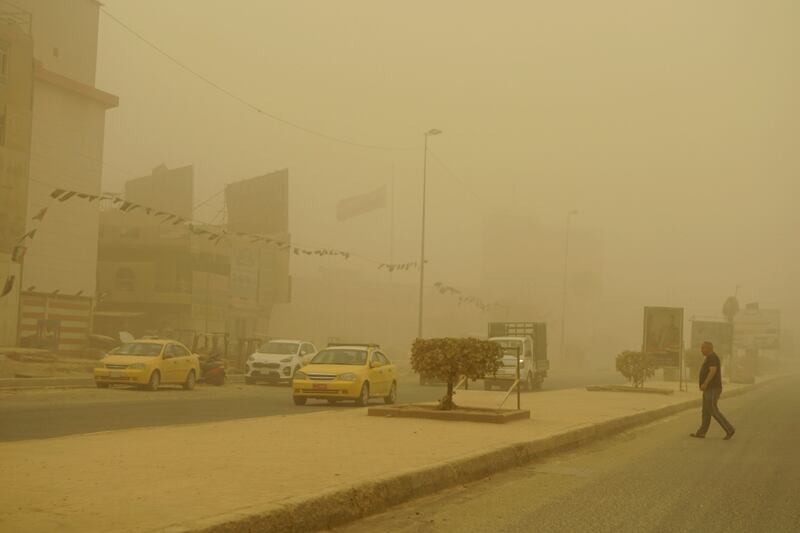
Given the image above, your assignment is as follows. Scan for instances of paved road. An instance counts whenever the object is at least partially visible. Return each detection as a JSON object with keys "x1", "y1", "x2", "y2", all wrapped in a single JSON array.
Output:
[
  {"x1": 332, "y1": 376, "x2": 800, "y2": 533},
  {"x1": 0, "y1": 369, "x2": 622, "y2": 442}
]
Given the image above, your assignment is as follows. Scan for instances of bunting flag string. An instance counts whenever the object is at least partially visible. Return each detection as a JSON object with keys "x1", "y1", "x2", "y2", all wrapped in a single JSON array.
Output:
[
  {"x1": 433, "y1": 281, "x2": 499, "y2": 313},
  {"x1": 33, "y1": 186, "x2": 418, "y2": 272}
]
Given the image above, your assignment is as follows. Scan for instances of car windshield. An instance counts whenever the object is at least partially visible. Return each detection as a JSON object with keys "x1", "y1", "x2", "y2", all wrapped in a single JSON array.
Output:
[
  {"x1": 258, "y1": 341, "x2": 299, "y2": 355},
  {"x1": 493, "y1": 340, "x2": 523, "y2": 356},
  {"x1": 110, "y1": 343, "x2": 163, "y2": 356},
  {"x1": 310, "y1": 349, "x2": 367, "y2": 366}
]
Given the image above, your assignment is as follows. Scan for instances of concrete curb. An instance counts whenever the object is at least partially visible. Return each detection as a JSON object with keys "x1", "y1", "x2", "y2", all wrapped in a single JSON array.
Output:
[
  {"x1": 173, "y1": 376, "x2": 781, "y2": 533},
  {"x1": 0, "y1": 374, "x2": 245, "y2": 390}
]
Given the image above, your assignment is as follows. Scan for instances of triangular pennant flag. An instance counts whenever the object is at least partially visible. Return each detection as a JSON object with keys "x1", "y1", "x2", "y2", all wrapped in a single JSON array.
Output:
[
  {"x1": 0, "y1": 275, "x2": 14, "y2": 297},
  {"x1": 32, "y1": 207, "x2": 48, "y2": 221},
  {"x1": 59, "y1": 191, "x2": 77, "y2": 202},
  {"x1": 162, "y1": 214, "x2": 175, "y2": 223},
  {"x1": 17, "y1": 229, "x2": 37, "y2": 243},
  {"x1": 119, "y1": 201, "x2": 132, "y2": 212},
  {"x1": 50, "y1": 188, "x2": 66, "y2": 199}
]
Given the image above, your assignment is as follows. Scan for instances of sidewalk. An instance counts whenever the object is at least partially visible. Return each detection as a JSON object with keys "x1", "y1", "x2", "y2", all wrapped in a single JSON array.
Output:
[{"x1": 0, "y1": 378, "x2": 775, "y2": 533}]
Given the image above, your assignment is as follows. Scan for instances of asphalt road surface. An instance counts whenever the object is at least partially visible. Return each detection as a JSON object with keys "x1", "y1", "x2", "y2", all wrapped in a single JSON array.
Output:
[
  {"x1": 332, "y1": 376, "x2": 800, "y2": 533},
  {"x1": 0, "y1": 369, "x2": 622, "y2": 442}
]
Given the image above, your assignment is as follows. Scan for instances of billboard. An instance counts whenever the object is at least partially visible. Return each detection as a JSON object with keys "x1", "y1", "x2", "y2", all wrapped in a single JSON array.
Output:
[
  {"x1": 734, "y1": 308, "x2": 780, "y2": 350},
  {"x1": 690, "y1": 320, "x2": 733, "y2": 356},
  {"x1": 643, "y1": 307, "x2": 683, "y2": 367}
]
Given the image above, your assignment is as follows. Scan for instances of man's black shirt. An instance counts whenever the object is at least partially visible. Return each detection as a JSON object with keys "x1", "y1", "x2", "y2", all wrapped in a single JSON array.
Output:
[{"x1": 699, "y1": 352, "x2": 723, "y2": 389}]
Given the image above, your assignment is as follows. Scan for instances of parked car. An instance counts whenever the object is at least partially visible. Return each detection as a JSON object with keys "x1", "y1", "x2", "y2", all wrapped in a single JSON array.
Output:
[
  {"x1": 94, "y1": 339, "x2": 200, "y2": 391},
  {"x1": 292, "y1": 344, "x2": 397, "y2": 406},
  {"x1": 245, "y1": 339, "x2": 317, "y2": 385}
]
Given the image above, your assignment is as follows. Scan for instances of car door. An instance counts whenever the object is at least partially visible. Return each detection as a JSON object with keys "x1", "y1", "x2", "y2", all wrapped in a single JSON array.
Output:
[
  {"x1": 162, "y1": 344, "x2": 181, "y2": 383},
  {"x1": 370, "y1": 352, "x2": 391, "y2": 395},
  {"x1": 382, "y1": 352, "x2": 397, "y2": 387},
  {"x1": 174, "y1": 343, "x2": 194, "y2": 381}
]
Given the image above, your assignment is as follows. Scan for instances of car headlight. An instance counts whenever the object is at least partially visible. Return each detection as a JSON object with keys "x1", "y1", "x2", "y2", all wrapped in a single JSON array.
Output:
[
  {"x1": 338, "y1": 373, "x2": 357, "y2": 382},
  {"x1": 129, "y1": 363, "x2": 146, "y2": 370},
  {"x1": 294, "y1": 371, "x2": 308, "y2": 380},
  {"x1": 280, "y1": 357, "x2": 293, "y2": 363}
]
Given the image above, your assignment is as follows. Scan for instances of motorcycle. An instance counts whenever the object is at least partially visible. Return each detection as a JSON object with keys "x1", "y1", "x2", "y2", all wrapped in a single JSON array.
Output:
[{"x1": 198, "y1": 350, "x2": 226, "y2": 386}]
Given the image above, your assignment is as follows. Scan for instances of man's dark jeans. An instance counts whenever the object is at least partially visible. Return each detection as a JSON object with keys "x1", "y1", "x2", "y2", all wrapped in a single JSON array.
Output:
[{"x1": 696, "y1": 387, "x2": 734, "y2": 436}]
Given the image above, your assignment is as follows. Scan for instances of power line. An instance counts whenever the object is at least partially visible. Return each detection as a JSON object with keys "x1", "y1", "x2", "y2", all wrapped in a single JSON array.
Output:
[{"x1": 100, "y1": 7, "x2": 418, "y2": 153}]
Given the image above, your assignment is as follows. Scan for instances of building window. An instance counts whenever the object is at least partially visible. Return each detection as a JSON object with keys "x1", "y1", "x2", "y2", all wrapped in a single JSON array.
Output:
[
  {"x1": 0, "y1": 42, "x2": 7, "y2": 84},
  {"x1": 115, "y1": 268, "x2": 136, "y2": 292}
]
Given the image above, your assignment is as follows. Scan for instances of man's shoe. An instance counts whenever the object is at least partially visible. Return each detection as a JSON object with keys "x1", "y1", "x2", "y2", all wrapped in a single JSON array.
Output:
[
  {"x1": 690, "y1": 433, "x2": 705, "y2": 439},
  {"x1": 724, "y1": 429, "x2": 736, "y2": 440}
]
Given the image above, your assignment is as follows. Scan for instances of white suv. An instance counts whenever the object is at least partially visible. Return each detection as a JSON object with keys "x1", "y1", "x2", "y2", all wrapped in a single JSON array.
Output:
[{"x1": 245, "y1": 340, "x2": 317, "y2": 385}]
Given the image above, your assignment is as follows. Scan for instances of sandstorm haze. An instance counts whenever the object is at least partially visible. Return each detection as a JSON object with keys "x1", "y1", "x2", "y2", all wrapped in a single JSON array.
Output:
[{"x1": 90, "y1": 0, "x2": 799, "y2": 356}]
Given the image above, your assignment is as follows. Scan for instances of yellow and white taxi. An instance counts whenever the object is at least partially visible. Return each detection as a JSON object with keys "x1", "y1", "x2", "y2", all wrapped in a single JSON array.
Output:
[
  {"x1": 292, "y1": 344, "x2": 397, "y2": 406},
  {"x1": 94, "y1": 339, "x2": 201, "y2": 391}
]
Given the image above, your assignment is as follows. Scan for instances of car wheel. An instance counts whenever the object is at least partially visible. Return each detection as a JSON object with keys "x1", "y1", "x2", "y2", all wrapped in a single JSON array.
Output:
[
  {"x1": 532, "y1": 374, "x2": 544, "y2": 391},
  {"x1": 245, "y1": 376, "x2": 256, "y2": 385},
  {"x1": 384, "y1": 381, "x2": 397, "y2": 405},
  {"x1": 293, "y1": 396, "x2": 307, "y2": 406},
  {"x1": 183, "y1": 370, "x2": 196, "y2": 390},
  {"x1": 146, "y1": 370, "x2": 160, "y2": 391},
  {"x1": 355, "y1": 382, "x2": 370, "y2": 406},
  {"x1": 96, "y1": 382, "x2": 109, "y2": 389}
]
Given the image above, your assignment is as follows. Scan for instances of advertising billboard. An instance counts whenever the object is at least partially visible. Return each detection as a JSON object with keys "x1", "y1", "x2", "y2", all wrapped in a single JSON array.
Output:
[
  {"x1": 643, "y1": 306, "x2": 684, "y2": 367},
  {"x1": 734, "y1": 308, "x2": 780, "y2": 350},
  {"x1": 690, "y1": 319, "x2": 733, "y2": 356}
]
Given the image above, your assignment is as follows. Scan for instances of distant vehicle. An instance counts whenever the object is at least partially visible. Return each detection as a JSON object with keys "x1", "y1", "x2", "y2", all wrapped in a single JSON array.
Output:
[
  {"x1": 199, "y1": 351, "x2": 226, "y2": 386},
  {"x1": 484, "y1": 322, "x2": 549, "y2": 391},
  {"x1": 94, "y1": 339, "x2": 201, "y2": 391},
  {"x1": 245, "y1": 339, "x2": 317, "y2": 385},
  {"x1": 292, "y1": 344, "x2": 397, "y2": 406}
]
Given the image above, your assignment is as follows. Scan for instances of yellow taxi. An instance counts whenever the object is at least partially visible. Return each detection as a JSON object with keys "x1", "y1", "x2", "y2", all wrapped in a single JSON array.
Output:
[
  {"x1": 292, "y1": 344, "x2": 397, "y2": 406},
  {"x1": 94, "y1": 339, "x2": 201, "y2": 391}
]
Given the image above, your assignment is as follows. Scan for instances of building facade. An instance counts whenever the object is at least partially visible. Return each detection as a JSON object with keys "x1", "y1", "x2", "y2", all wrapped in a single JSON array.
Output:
[
  {"x1": 95, "y1": 166, "x2": 291, "y2": 350},
  {"x1": 0, "y1": 4, "x2": 33, "y2": 345}
]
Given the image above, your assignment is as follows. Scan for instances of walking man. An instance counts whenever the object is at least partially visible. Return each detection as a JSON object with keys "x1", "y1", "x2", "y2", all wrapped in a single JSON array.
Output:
[{"x1": 691, "y1": 341, "x2": 735, "y2": 440}]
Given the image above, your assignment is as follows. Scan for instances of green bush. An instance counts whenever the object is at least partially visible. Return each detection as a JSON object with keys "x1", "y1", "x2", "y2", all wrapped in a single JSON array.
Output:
[
  {"x1": 615, "y1": 350, "x2": 655, "y2": 388},
  {"x1": 411, "y1": 337, "x2": 502, "y2": 410}
]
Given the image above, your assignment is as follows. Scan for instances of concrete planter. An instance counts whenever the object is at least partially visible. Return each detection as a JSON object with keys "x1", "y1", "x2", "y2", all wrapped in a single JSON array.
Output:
[{"x1": 368, "y1": 404, "x2": 530, "y2": 424}]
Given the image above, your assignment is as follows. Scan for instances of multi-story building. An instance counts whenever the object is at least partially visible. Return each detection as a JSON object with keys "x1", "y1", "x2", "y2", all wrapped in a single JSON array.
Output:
[
  {"x1": 0, "y1": 4, "x2": 33, "y2": 345},
  {"x1": 9, "y1": 0, "x2": 117, "y2": 350},
  {"x1": 95, "y1": 166, "x2": 291, "y2": 350}
]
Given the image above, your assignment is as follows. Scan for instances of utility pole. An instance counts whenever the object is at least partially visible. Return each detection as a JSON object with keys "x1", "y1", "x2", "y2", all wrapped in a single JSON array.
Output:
[
  {"x1": 559, "y1": 209, "x2": 578, "y2": 363},
  {"x1": 417, "y1": 128, "x2": 442, "y2": 339}
]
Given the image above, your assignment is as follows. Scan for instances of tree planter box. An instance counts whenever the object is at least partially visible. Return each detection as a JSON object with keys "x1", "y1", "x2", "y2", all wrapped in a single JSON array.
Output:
[
  {"x1": 586, "y1": 385, "x2": 674, "y2": 395},
  {"x1": 368, "y1": 404, "x2": 530, "y2": 424}
]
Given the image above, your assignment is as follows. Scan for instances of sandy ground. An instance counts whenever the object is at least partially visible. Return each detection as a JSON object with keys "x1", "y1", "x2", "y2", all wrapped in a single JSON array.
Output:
[{"x1": 0, "y1": 379, "x2": 760, "y2": 533}]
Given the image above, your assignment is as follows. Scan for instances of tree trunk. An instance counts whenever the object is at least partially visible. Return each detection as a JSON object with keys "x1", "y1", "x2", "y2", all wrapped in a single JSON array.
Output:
[{"x1": 441, "y1": 379, "x2": 455, "y2": 410}]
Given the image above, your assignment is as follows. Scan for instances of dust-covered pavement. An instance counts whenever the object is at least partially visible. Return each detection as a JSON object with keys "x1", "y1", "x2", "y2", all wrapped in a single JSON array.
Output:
[
  {"x1": 331, "y1": 375, "x2": 800, "y2": 533},
  {"x1": 0, "y1": 376, "x2": 773, "y2": 533},
  {"x1": 0, "y1": 367, "x2": 625, "y2": 441}
]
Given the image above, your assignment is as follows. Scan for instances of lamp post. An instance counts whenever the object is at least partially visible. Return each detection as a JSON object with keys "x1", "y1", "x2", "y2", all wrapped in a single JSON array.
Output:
[
  {"x1": 417, "y1": 128, "x2": 442, "y2": 339},
  {"x1": 559, "y1": 209, "x2": 579, "y2": 363}
]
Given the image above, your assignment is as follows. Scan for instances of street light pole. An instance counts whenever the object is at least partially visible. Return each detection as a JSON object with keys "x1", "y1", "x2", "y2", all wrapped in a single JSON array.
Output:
[
  {"x1": 417, "y1": 128, "x2": 441, "y2": 339},
  {"x1": 559, "y1": 209, "x2": 578, "y2": 363}
]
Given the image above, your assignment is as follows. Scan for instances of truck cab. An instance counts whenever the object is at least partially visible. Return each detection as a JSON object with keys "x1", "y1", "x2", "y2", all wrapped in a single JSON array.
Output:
[{"x1": 485, "y1": 322, "x2": 549, "y2": 391}]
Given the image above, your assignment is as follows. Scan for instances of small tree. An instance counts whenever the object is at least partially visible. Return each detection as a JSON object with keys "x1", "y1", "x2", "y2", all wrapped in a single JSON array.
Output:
[
  {"x1": 615, "y1": 350, "x2": 655, "y2": 388},
  {"x1": 411, "y1": 337, "x2": 502, "y2": 410}
]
